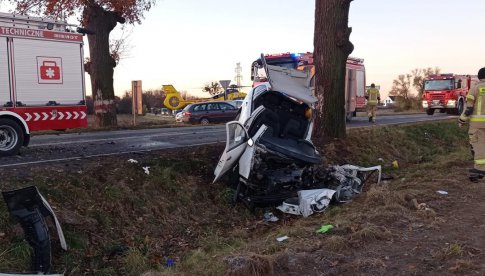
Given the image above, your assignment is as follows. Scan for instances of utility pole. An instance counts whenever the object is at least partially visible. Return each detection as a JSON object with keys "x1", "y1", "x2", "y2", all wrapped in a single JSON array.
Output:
[{"x1": 235, "y1": 62, "x2": 243, "y2": 88}]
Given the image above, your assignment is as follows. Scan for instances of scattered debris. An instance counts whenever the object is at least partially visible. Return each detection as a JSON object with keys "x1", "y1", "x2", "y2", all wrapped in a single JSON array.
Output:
[
  {"x1": 381, "y1": 174, "x2": 395, "y2": 181},
  {"x1": 143, "y1": 166, "x2": 150, "y2": 175},
  {"x1": 377, "y1": 158, "x2": 384, "y2": 163},
  {"x1": 392, "y1": 160, "x2": 399, "y2": 169},
  {"x1": 277, "y1": 189, "x2": 335, "y2": 217},
  {"x1": 128, "y1": 159, "x2": 139, "y2": 164},
  {"x1": 2, "y1": 186, "x2": 67, "y2": 275},
  {"x1": 276, "y1": 235, "x2": 289, "y2": 242},
  {"x1": 263, "y1": 212, "x2": 279, "y2": 222},
  {"x1": 437, "y1": 190, "x2": 448, "y2": 195},
  {"x1": 166, "y1": 258, "x2": 175, "y2": 267},
  {"x1": 316, "y1": 224, "x2": 334, "y2": 234}
]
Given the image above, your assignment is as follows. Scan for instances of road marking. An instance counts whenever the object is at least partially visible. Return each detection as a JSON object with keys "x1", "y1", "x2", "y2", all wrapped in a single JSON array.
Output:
[
  {"x1": 29, "y1": 129, "x2": 226, "y2": 147},
  {"x1": 0, "y1": 141, "x2": 223, "y2": 168}
]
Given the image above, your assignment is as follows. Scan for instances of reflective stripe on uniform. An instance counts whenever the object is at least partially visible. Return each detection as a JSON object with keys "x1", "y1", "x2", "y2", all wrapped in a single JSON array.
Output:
[
  {"x1": 480, "y1": 87, "x2": 485, "y2": 95},
  {"x1": 477, "y1": 94, "x2": 483, "y2": 115},
  {"x1": 467, "y1": 94, "x2": 476, "y2": 101},
  {"x1": 475, "y1": 159, "x2": 485, "y2": 165},
  {"x1": 469, "y1": 115, "x2": 485, "y2": 122}
]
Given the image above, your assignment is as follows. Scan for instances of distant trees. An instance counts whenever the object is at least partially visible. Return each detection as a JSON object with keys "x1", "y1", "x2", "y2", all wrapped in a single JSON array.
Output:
[
  {"x1": 203, "y1": 82, "x2": 223, "y2": 96},
  {"x1": 87, "y1": 89, "x2": 166, "y2": 115},
  {"x1": 389, "y1": 67, "x2": 441, "y2": 110}
]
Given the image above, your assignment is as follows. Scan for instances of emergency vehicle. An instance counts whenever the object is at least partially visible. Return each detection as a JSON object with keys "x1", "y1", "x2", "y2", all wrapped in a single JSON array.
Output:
[
  {"x1": 0, "y1": 13, "x2": 87, "y2": 156},
  {"x1": 422, "y1": 74, "x2": 478, "y2": 115},
  {"x1": 251, "y1": 52, "x2": 366, "y2": 121}
]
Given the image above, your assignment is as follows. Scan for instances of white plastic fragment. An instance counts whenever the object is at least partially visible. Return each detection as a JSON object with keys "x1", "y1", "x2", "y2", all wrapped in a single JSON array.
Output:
[
  {"x1": 128, "y1": 159, "x2": 138, "y2": 164},
  {"x1": 276, "y1": 236, "x2": 289, "y2": 242},
  {"x1": 339, "y1": 164, "x2": 382, "y2": 184},
  {"x1": 277, "y1": 188, "x2": 335, "y2": 217},
  {"x1": 263, "y1": 212, "x2": 279, "y2": 222},
  {"x1": 436, "y1": 190, "x2": 448, "y2": 195},
  {"x1": 143, "y1": 166, "x2": 150, "y2": 175}
]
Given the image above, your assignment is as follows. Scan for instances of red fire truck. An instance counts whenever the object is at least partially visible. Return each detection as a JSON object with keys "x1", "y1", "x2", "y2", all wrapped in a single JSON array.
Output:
[
  {"x1": 0, "y1": 13, "x2": 87, "y2": 156},
  {"x1": 251, "y1": 52, "x2": 366, "y2": 121},
  {"x1": 422, "y1": 74, "x2": 478, "y2": 115}
]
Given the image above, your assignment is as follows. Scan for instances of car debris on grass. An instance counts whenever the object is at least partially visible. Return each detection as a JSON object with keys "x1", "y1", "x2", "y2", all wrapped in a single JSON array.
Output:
[{"x1": 1, "y1": 186, "x2": 66, "y2": 275}]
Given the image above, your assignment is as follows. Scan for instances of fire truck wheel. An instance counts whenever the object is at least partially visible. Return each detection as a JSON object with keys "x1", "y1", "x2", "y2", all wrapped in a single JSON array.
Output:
[
  {"x1": 457, "y1": 100, "x2": 464, "y2": 115},
  {"x1": 200, "y1": 118, "x2": 210, "y2": 125},
  {"x1": 426, "y1": 109, "x2": 435, "y2": 116},
  {"x1": 0, "y1": 118, "x2": 24, "y2": 156}
]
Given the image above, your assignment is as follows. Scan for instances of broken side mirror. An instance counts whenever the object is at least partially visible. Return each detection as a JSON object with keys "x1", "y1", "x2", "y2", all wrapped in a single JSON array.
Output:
[{"x1": 247, "y1": 138, "x2": 254, "y2": 147}]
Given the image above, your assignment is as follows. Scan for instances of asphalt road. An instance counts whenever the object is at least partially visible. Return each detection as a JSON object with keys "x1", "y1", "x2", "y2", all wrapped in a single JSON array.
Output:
[{"x1": 0, "y1": 113, "x2": 454, "y2": 167}]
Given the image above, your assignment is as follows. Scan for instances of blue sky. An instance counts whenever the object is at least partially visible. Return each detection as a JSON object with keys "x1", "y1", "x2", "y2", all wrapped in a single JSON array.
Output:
[{"x1": 2, "y1": 0, "x2": 485, "y2": 98}]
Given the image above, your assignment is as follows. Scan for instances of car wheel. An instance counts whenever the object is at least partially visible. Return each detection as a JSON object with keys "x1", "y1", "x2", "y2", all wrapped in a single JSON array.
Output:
[
  {"x1": 426, "y1": 109, "x2": 435, "y2": 116},
  {"x1": 200, "y1": 118, "x2": 210, "y2": 125},
  {"x1": 0, "y1": 118, "x2": 24, "y2": 157}
]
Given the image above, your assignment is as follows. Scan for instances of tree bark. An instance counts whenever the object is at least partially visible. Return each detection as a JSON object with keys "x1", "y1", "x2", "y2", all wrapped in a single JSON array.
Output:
[
  {"x1": 83, "y1": 3, "x2": 125, "y2": 127},
  {"x1": 313, "y1": 0, "x2": 354, "y2": 139}
]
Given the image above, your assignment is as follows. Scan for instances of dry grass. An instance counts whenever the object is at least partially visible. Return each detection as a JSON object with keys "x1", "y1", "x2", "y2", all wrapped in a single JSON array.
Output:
[{"x1": 0, "y1": 121, "x2": 472, "y2": 275}]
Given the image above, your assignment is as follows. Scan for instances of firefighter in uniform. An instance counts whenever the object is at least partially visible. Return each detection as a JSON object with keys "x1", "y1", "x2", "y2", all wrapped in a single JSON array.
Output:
[
  {"x1": 366, "y1": 83, "x2": 381, "y2": 123},
  {"x1": 458, "y1": 67, "x2": 485, "y2": 181}
]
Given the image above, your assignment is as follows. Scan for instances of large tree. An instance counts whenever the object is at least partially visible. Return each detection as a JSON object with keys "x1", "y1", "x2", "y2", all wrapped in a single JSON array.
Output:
[
  {"x1": 313, "y1": 0, "x2": 354, "y2": 139},
  {"x1": 10, "y1": 0, "x2": 156, "y2": 127}
]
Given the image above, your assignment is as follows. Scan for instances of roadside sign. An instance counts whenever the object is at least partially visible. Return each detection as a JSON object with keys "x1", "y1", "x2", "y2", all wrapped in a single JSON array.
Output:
[{"x1": 219, "y1": 80, "x2": 231, "y2": 100}]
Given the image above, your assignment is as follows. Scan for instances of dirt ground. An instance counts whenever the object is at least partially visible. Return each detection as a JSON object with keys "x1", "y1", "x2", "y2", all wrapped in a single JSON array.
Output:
[{"x1": 0, "y1": 121, "x2": 483, "y2": 275}]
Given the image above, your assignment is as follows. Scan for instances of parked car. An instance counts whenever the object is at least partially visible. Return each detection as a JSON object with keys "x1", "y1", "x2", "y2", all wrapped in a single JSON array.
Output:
[
  {"x1": 178, "y1": 101, "x2": 239, "y2": 125},
  {"x1": 175, "y1": 110, "x2": 184, "y2": 122},
  {"x1": 229, "y1": 100, "x2": 244, "y2": 109}
]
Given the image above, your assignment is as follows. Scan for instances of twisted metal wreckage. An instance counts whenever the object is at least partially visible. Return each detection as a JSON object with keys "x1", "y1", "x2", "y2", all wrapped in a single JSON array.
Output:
[
  {"x1": 213, "y1": 55, "x2": 381, "y2": 216},
  {"x1": 1, "y1": 186, "x2": 66, "y2": 275}
]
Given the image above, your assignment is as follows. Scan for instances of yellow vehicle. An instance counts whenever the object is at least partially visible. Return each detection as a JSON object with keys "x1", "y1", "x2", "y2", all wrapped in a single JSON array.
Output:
[{"x1": 162, "y1": 84, "x2": 247, "y2": 110}]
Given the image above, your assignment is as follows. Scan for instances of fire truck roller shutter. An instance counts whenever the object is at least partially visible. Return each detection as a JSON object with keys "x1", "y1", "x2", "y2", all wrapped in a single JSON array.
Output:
[
  {"x1": 0, "y1": 37, "x2": 10, "y2": 106},
  {"x1": 12, "y1": 38, "x2": 84, "y2": 106}
]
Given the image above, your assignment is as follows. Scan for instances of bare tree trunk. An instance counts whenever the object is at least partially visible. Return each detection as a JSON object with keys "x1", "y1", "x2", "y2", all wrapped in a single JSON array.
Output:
[
  {"x1": 83, "y1": 3, "x2": 125, "y2": 127},
  {"x1": 313, "y1": 0, "x2": 354, "y2": 139}
]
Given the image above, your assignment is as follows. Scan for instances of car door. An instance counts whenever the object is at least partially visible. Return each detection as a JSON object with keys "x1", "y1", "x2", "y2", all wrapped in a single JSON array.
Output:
[
  {"x1": 213, "y1": 121, "x2": 252, "y2": 183},
  {"x1": 219, "y1": 102, "x2": 237, "y2": 122}
]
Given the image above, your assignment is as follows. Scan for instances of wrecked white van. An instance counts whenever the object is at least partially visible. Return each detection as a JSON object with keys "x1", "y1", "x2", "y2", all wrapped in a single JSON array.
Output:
[{"x1": 213, "y1": 56, "x2": 380, "y2": 212}]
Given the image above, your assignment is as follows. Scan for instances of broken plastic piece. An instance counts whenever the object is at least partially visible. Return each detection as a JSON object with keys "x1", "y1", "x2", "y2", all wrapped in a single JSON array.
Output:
[
  {"x1": 316, "y1": 224, "x2": 334, "y2": 234},
  {"x1": 166, "y1": 258, "x2": 175, "y2": 267},
  {"x1": 276, "y1": 235, "x2": 289, "y2": 242},
  {"x1": 277, "y1": 189, "x2": 335, "y2": 217},
  {"x1": 143, "y1": 166, "x2": 150, "y2": 175},
  {"x1": 436, "y1": 190, "x2": 448, "y2": 195},
  {"x1": 392, "y1": 160, "x2": 399, "y2": 169},
  {"x1": 2, "y1": 186, "x2": 67, "y2": 274},
  {"x1": 263, "y1": 212, "x2": 279, "y2": 222},
  {"x1": 127, "y1": 159, "x2": 138, "y2": 164}
]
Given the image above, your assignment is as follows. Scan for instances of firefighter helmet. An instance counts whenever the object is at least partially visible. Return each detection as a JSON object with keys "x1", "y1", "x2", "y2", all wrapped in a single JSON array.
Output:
[
  {"x1": 478, "y1": 67, "x2": 485, "y2": 80},
  {"x1": 370, "y1": 83, "x2": 375, "y2": 88}
]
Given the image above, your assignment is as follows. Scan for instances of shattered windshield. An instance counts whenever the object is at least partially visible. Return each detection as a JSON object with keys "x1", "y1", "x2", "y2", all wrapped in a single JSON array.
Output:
[{"x1": 424, "y1": 79, "x2": 453, "y2": 91}]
